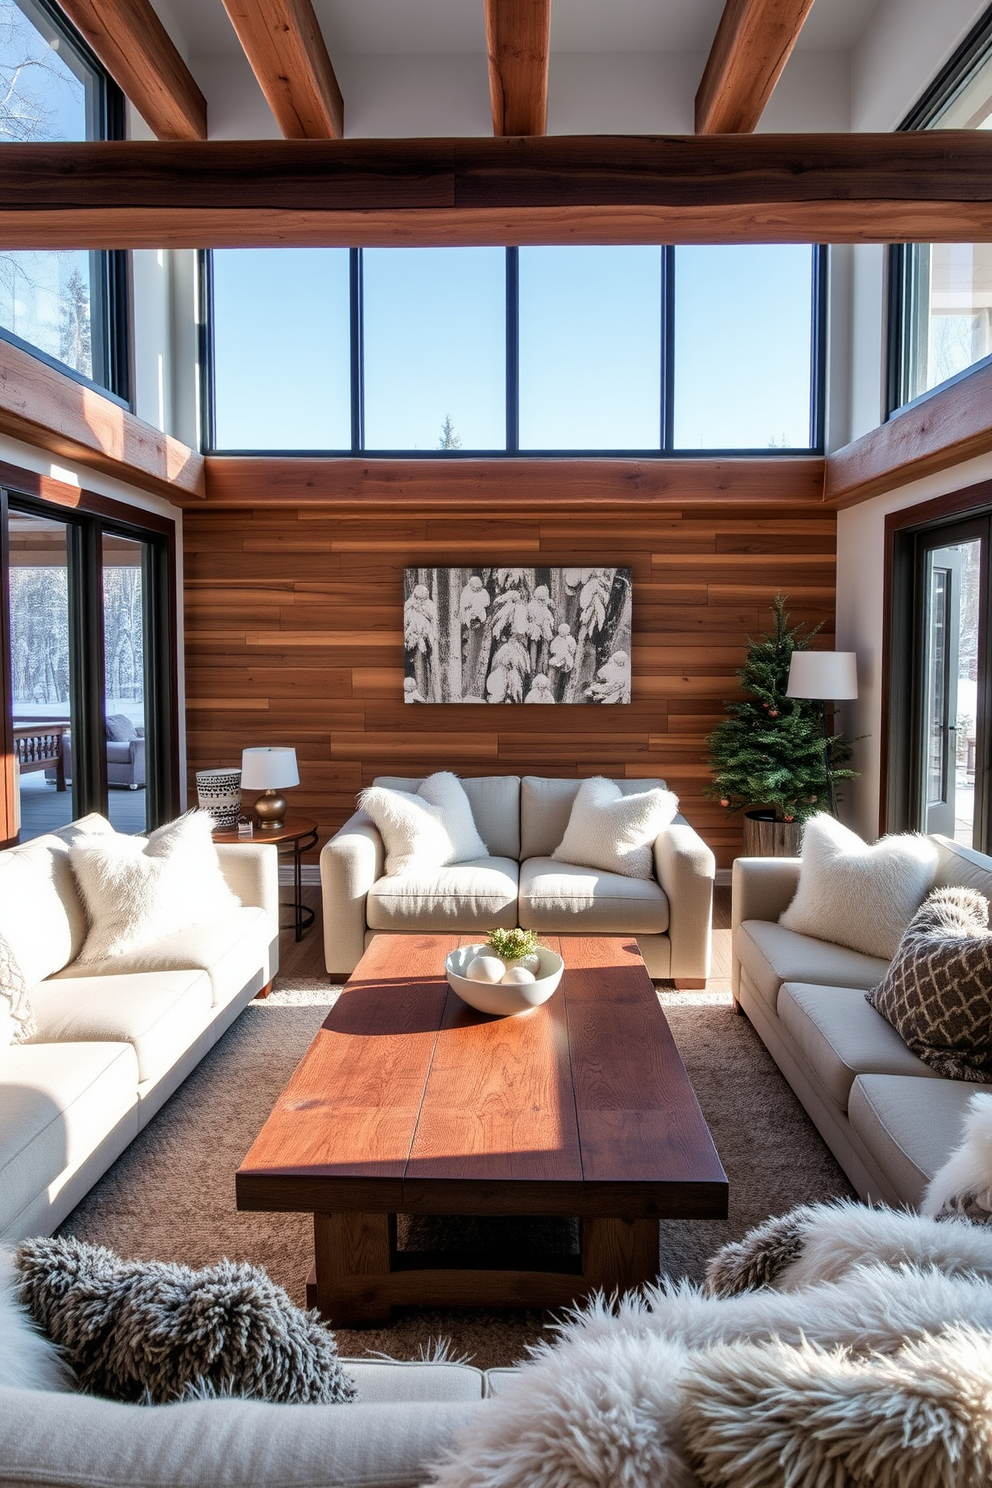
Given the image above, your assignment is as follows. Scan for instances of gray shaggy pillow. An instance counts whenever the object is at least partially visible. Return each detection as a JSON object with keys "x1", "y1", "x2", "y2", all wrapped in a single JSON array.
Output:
[
  {"x1": 15, "y1": 1236, "x2": 356, "y2": 1405},
  {"x1": 867, "y1": 886, "x2": 992, "y2": 1082}
]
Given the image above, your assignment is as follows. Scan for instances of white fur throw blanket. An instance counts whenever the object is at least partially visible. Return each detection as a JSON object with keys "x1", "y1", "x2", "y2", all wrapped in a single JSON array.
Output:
[{"x1": 429, "y1": 1205, "x2": 992, "y2": 1488}]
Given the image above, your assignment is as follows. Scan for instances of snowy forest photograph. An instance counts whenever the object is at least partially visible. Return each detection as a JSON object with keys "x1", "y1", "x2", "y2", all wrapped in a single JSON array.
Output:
[{"x1": 403, "y1": 567, "x2": 632, "y2": 705}]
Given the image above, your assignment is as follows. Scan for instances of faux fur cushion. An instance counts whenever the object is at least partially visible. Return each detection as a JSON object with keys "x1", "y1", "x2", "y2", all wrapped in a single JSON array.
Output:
[
  {"x1": 0, "y1": 928, "x2": 36, "y2": 1043},
  {"x1": 867, "y1": 887, "x2": 992, "y2": 1082},
  {"x1": 70, "y1": 811, "x2": 241, "y2": 964},
  {"x1": 15, "y1": 1236, "x2": 356, "y2": 1405},
  {"x1": 551, "y1": 776, "x2": 680, "y2": 880},
  {"x1": 0, "y1": 1250, "x2": 70, "y2": 1391},
  {"x1": 779, "y1": 812, "x2": 939, "y2": 958},
  {"x1": 705, "y1": 1199, "x2": 992, "y2": 1298},
  {"x1": 682, "y1": 1326, "x2": 992, "y2": 1488},
  {"x1": 359, "y1": 771, "x2": 488, "y2": 876},
  {"x1": 923, "y1": 1091, "x2": 992, "y2": 1220}
]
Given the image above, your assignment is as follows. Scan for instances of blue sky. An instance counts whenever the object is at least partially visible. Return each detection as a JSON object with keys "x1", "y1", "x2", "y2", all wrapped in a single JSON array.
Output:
[{"x1": 211, "y1": 244, "x2": 816, "y2": 453}]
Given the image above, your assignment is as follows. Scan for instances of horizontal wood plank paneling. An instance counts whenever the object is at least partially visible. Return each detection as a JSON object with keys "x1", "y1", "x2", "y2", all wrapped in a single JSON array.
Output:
[{"x1": 184, "y1": 481, "x2": 835, "y2": 871}]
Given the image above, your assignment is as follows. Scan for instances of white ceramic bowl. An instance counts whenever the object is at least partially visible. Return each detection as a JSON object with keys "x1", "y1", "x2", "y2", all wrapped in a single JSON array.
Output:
[{"x1": 445, "y1": 944, "x2": 564, "y2": 1016}]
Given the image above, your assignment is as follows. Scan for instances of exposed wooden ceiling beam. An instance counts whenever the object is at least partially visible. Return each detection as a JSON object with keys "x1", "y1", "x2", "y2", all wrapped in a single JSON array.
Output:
[
  {"x1": 54, "y1": 0, "x2": 206, "y2": 141},
  {"x1": 1, "y1": 134, "x2": 992, "y2": 247},
  {"x1": 696, "y1": 0, "x2": 817, "y2": 135},
  {"x1": 220, "y1": 0, "x2": 343, "y2": 139},
  {"x1": 485, "y1": 0, "x2": 551, "y2": 136}
]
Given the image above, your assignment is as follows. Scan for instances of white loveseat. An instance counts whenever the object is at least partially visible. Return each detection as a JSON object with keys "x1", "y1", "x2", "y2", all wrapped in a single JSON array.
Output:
[
  {"x1": 732, "y1": 833, "x2": 992, "y2": 1209},
  {"x1": 320, "y1": 774, "x2": 716, "y2": 983},
  {"x1": 0, "y1": 814, "x2": 279, "y2": 1243}
]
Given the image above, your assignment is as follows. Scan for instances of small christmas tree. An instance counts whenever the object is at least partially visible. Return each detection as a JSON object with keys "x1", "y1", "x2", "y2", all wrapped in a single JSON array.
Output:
[{"x1": 705, "y1": 595, "x2": 855, "y2": 823}]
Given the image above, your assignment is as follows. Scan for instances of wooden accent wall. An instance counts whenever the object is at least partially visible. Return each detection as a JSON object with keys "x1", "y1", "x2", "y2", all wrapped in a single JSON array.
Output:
[{"x1": 183, "y1": 475, "x2": 835, "y2": 871}]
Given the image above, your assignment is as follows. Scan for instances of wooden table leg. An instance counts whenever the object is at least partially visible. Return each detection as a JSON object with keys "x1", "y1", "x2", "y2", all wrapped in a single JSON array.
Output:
[
  {"x1": 580, "y1": 1216, "x2": 660, "y2": 1295},
  {"x1": 312, "y1": 1212, "x2": 396, "y2": 1326}
]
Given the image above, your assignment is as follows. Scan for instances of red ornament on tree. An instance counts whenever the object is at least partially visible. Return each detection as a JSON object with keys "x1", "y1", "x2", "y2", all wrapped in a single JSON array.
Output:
[{"x1": 720, "y1": 798, "x2": 730, "y2": 807}]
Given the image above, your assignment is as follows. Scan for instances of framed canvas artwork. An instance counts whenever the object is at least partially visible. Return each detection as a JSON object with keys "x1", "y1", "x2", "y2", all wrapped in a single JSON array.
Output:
[{"x1": 403, "y1": 567, "x2": 632, "y2": 704}]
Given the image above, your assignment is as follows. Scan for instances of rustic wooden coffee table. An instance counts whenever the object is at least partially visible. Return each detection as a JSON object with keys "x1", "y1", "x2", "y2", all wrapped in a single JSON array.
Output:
[{"x1": 236, "y1": 933, "x2": 728, "y2": 1325}]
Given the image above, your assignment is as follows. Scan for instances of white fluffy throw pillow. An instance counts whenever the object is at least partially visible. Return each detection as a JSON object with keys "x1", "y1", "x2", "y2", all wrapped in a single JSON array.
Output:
[
  {"x1": 922, "y1": 1091, "x2": 992, "y2": 1221},
  {"x1": 779, "y1": 813, "x2": 939, "y2": 959},
  {"x1": 71, "y1": 811, "x2": 241, "y2": 964},
  {"x1": 359, "y1": 772, "x2": 488, "y2": 876},
  {"x1": 552, "y1": 776, "x2": 680, "y2": 880}
]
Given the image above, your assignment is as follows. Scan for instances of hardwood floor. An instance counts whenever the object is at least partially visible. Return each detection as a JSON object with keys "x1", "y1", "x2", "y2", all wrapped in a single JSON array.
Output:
[{"x1": 275, "y1": 884, "x2": 735, "y2": 995}]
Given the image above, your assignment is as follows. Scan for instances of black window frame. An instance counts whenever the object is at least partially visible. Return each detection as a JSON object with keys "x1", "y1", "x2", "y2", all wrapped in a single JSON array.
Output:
[
  {"x1": 201, "y1": 242, "x2": 827, "y2": 459},
  {"x1": 0, "y1": 0, "x2": 130, "y2": 404},
  {"x1": 887, "y1": 4, "x2": 992, "y2": 419}
]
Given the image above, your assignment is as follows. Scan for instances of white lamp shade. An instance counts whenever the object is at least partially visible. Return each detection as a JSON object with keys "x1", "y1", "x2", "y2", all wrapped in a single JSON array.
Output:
[
  {"x1": 240, "y1": 747, "x2": 300, "y2": 790},
  {"x1": 786, "y1": 651, "x2": 858, "y2": 700}
]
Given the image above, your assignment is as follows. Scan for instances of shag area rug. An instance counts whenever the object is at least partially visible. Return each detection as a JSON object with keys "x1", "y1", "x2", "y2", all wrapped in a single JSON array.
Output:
[{"x1": 58, "y1": 978, "x2": 854, "y2": 1369}]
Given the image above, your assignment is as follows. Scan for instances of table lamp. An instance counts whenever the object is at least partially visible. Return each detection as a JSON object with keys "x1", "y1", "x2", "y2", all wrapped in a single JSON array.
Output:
[
  {"x1": 241, "y1": 746, "x2": 299, "y2": 831},
  {"x1": 786, "y1": 651, "x2": 858, "y2": 812}
]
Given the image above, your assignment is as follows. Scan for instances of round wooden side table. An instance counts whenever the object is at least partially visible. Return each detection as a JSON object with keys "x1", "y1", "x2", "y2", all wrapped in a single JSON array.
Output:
[{"x1": 213, "y1": 815, "x2": 318, "y2": 941}]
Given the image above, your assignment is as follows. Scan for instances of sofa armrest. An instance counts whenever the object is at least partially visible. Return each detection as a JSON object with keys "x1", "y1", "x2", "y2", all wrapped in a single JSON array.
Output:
[
  {"x1": 320, "y1": 810, "x2": 385, "y2": 977},
  {"x1": 215, "y1": 842, "x2": 280, "y2": 946},
  {"x1": 654, "y1": 815, "x2": 716, "y2": 981},
  {"x1": 731, "y1": 855, "x2": 801, "y2": 998}
]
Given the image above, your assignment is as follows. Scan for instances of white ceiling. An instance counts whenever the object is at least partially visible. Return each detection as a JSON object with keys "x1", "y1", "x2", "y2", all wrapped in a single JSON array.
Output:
[{"x1": 160, "y1": 0, "x2": 883, "y2": 65}]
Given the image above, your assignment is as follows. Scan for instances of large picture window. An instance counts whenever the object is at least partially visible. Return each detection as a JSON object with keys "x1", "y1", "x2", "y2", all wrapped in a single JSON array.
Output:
[
  {"x1": 889, "y1": 9, "x2": 992, "y2": 413},
  {"x1": 0, "y1": 0, "x2": 127, "y2": 399},
  {"x1": 206, "y1": 244, "x2": 825, "y2": 456}
]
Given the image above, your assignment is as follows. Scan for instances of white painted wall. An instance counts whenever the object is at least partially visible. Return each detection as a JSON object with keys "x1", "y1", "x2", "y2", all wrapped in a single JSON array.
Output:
[
  {"x1": 0, "y1": 431, "x2": 188, "y2": 802},
  {"x1": 852, "y1": 0, "x2": 989, "y2": 131},
  {"x1": 836, "y1": 450, "x2": 992, "y2": 840}
]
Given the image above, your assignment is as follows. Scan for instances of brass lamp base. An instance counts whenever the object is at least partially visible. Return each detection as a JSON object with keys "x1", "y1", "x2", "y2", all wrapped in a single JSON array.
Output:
[{"x1": 253, "y1": 789, "x2": 287, "y2": 831}]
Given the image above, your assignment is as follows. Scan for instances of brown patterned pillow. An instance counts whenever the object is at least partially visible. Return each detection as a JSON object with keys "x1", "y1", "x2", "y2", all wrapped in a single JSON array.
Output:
[
  {"x1": 867, "y1": 887, "x2": 992, "y2": 1081},
  {"x1": 0, "y1": 929, "x2": 36, "y2": 1043}
]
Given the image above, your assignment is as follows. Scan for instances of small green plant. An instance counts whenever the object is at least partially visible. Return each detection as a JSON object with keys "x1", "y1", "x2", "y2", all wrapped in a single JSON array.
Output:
[{"x1": 486, "y1": 927, "x2": 541, "y2": 962}]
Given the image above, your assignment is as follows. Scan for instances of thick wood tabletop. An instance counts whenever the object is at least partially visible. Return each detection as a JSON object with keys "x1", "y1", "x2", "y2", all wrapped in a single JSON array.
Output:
[{"x1": 237, "y1": 933, "x2": 727, "y2": 1221}]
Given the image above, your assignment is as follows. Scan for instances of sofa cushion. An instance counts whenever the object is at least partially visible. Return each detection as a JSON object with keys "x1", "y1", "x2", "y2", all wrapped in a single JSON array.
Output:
[
  {"x1": 737, "y1": 920, "x2": 891, "y2": 1014},
  {"x1": 934, "y1": 835, "x2": 992, "y2": 900},
  {"x1": 0, "y1": 836, "x2": 87, "y2": 987},
  {"x1": 777, "y1": 982, "x2": 942, "y2": 1113},
  {"x1": 0, "y1": 1041, "x2": 138, "y2": 1237},
  {"x1": 359, "y1": 775, "x2": 488, "y2": 875},
  {"x1": 366, "y1": 859, "x2": 519, "y2": 932},
  {"x1": 849, "y1": 1073, "x2": 992, "y2": 1210},
  {"x1": 779, "y1": 814, "x2": 939, "y2": 959},
  {"x1": 374, "y1": 775, "x2": 521, "y2": 860},
  {"x1": 551, "y1": 776, "x2": 679, "y2": 880},
  {"x1": 54, "y1": 906, "x2": 271, "y2": 1009},
  {"x1": 520, "y1": 776, "x2": 666, "y2": 861},
  {"x1": 28, "y1": 971, "x2": 213, "y2": 1084},
  {"x1": 519, "y1": 858, "x2": 670, "y2": 934},
  {"x1": 0, "y1": 1385, "x2": 485, "y2": 1488}
]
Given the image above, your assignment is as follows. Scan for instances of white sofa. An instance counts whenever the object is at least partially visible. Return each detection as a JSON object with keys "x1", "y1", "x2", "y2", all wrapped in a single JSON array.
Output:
[
  {"x1": 0, "y1": 814, "x2": 279, "y2": 1243},
  {"x1": 732, "y1": 833, "x2": 992, "y2": 1209},
  {"x1": 0, "y1": 1357, "x2": 509, "y2": 1488},
  {"x1": 320, "y1": 774, "x2": 716, "y2": 983}
]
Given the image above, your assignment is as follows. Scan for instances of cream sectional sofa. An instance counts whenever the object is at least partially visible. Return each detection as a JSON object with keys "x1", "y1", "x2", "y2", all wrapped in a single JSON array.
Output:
[
  {"x1": 0, "y1": 814, "x2": 279, "y2": 1243},
  {"x1": 320, "y1": 774, "x2": 716, "y2": 983},
  {"x1": 732, "y1": 833, "x2": 992, "y2": 1209}
]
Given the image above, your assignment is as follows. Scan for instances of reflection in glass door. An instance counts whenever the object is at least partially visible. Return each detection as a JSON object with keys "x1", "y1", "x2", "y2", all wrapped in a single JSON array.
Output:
[
  {"x1": 918, "y1": 531, "x2": 985, "y2": 848},
  {"x1": 103, "y1": 534, "x2": 147, "y2": 832},
  {"x1": 8, "y1": 513, "x2": 76, "y2": 840}
]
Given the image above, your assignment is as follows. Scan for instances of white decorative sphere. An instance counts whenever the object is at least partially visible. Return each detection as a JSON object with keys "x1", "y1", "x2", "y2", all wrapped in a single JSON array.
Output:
[
  {"x1": 518, "y1": 953, "x2": 541, "y2": 974},
  {"x1": 466, "y1": 955, "x2": 506, "y2": 983},
  {"x1": 501, "y1": 965, "x2": 537, "y2": 986}
]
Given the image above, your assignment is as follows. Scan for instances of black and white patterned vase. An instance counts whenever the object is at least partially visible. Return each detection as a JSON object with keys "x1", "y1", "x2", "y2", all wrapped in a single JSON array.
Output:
[{"x1": 195, "y1": 768, "x2": 242, "y2": 827}]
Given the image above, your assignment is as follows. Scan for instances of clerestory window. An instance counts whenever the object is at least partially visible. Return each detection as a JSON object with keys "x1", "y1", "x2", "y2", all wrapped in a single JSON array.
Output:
[
  {"x1": 204, "y1": 243, "x2": 825, "y2": 456},
  {"x1": 0, "y1": 0, "x2": 127, "y2": 399}
]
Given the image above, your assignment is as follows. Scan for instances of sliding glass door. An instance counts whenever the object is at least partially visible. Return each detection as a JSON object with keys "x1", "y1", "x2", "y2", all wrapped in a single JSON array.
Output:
[
  {"x1": 2, "y1": 479, "x2": 178, "y2": 844},
  {"x1": 892, "y1": 513, "x2": 990, "y2": 851}
]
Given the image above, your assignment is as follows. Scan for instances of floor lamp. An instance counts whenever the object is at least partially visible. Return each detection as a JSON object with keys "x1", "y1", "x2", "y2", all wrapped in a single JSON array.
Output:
[{"x1": 786, "y1": 651, "x2": 858, "y2": 814}]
